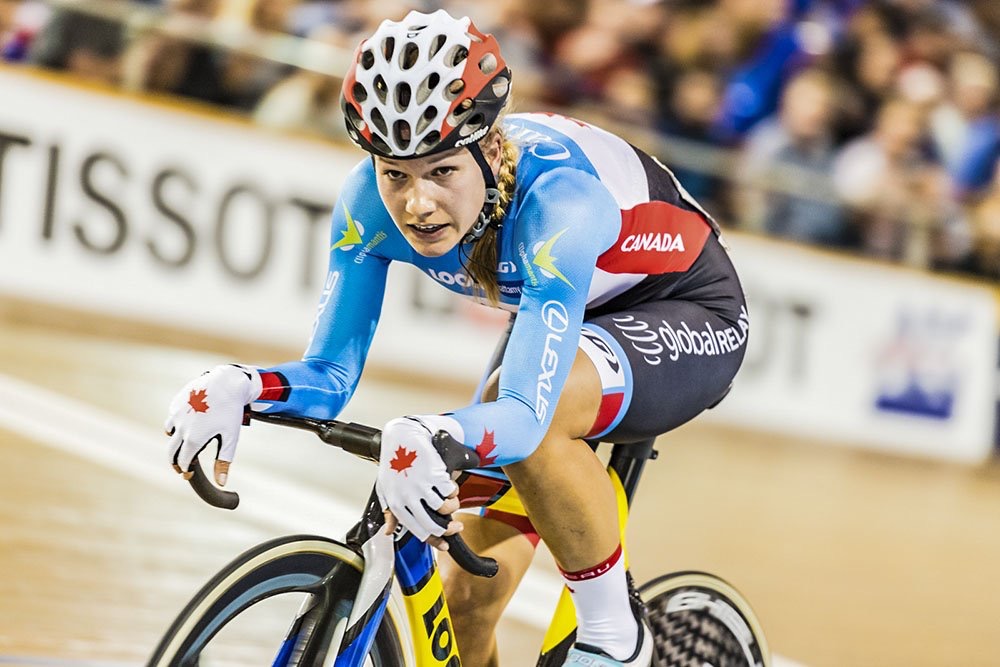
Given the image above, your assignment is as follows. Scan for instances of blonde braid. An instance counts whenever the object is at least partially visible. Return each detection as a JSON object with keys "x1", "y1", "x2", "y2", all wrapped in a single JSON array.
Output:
[{"x1": 465, "y1": 127, "x2": 518, "y2": 306}]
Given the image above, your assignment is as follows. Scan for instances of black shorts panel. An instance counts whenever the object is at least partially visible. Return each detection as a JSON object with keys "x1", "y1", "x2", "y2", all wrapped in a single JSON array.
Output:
[{"x1": 584, "y1": 295, "x2": 748, "y2": 443}]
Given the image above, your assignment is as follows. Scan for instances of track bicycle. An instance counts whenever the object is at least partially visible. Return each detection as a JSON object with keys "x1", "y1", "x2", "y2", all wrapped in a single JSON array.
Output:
[{"x1": 147, "y1": 410, "x2": 770, "y2": 666}]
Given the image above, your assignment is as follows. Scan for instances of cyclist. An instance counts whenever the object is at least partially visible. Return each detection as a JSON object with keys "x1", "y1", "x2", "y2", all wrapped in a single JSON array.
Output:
[{"x1": 165, "y1": 9, "x2": 749, "y2": 667}]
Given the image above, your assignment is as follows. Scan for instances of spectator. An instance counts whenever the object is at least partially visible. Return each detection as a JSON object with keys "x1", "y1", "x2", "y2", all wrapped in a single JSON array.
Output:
[
  {"x1": 739, "y1": 67, "x2": 847, "y2": 245},
  {"x1": 659, "y1": 67, "x2": 727, "y2": 212},
  {"x1": 288, "y1": 0, "x2": 367, "y2": 38},
  {"x1": 591, "y1": 0, "x2": 665, "y2": 126},
  {"x1": 900, "y1": 4, "x2": 963, "y2": 69},
  {"x1": 832, "y1": 97, "x2": 964, "y2": 267},
  {"x1": 962, "y1": 166, "x2": 1000, "y2": 278},
  {"x1": 27, "y1": 3, "x2": 130, "y2": 85},
  {"x1": 1, "y1": 0, "x2": 48, "y2": 61},
  {"x1": 121, "y1": 0, "x2": 232, "y2": 106},
  {"x1": 515, "y1": 0, "x2": 588, "y2": 106},
  {"x1": 550, "y1": 20, "x2": 632, "y2": 106},
  {"x1": 480, "y1": 0, "x2": 547, "y2": 103},
  {"x1": 253, "y1": 23, "x2": 344, "y2": 138},
  {"x1": 215, "y1": 0, "x2": 297, "y2": 111},
  {"x1": 711, "y1": 0, "x2": 814, "y2": 141},
  {"x1": 254, "y1": 0, "x2": 433, "y2": 136},
  {"x1": 1, "y1": 0, "x2": 23, "y2": 60},
  {"x1": 829, "y1": 5, "x2": 902, "y2": 142},
  {"x1": 939, "y1": 51, "x2": 1000, "y2": 202},
  {"x1": 651, "y1": 2, "x2": 737, "y2": 134}
]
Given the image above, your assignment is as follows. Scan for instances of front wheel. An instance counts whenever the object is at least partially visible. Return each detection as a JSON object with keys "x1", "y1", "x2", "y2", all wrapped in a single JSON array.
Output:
[
  {"x1": 640, "y1": 571, "x2": 770, "y2": 667},
  {"x1": 147, "y1": 535, "x2": 407, "y2": 667}
]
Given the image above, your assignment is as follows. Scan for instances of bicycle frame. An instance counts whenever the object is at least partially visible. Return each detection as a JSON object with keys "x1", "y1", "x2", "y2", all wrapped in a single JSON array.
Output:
[{"x1": 319, "y1": 437, "x2": 658, "y2": 666}]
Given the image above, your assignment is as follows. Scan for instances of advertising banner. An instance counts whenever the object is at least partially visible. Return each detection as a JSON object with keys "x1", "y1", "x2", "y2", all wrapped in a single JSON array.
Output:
[{"x1": 713, "y1": 235, "x2": 998, "y2": 463}]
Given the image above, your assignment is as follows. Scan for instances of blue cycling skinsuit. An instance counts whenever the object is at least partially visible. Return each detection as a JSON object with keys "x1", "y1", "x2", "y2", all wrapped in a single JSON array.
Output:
[{"x1": 252, "y1": 112, "x2": 749, "y2": 467}]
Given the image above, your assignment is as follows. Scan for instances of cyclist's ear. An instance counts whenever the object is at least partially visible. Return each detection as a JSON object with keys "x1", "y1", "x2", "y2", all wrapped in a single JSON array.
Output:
[{"x1": 481, "y1": 129, "x2": 503, "y2": 172}]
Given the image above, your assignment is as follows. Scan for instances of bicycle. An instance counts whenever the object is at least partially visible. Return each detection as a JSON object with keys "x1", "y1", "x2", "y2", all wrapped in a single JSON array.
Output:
[{"x1": 147, "y1": 412, "x2": 770, "y2": 667}]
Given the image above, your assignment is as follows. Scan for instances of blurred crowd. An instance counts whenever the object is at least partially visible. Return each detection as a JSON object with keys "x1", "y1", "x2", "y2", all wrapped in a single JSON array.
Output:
[{"x1": 2, "y1": 0, "x2": 1000, "y2": 280}]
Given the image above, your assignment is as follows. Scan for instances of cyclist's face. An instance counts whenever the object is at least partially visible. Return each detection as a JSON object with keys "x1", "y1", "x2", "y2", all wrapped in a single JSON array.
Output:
[{"x1": 375, "y1": 137, "x2": 500, "y2": 257}]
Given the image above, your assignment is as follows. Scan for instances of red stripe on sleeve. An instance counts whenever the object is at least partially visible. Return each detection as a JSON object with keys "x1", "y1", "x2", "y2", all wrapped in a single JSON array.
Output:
[{"x1": 259, "y1": 371, "x2": 291, "y2": 402}]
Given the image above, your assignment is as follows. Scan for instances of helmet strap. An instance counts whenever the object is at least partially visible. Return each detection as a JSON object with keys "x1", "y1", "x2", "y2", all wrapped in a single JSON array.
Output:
[{"x1": 462, "y1": 141, "x2": 503, "y2": 245}]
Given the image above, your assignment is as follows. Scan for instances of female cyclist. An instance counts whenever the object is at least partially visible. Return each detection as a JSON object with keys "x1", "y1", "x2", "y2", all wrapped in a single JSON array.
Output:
[{"x1": 165, "y1": 10, "x2": 749, "y2": 667}]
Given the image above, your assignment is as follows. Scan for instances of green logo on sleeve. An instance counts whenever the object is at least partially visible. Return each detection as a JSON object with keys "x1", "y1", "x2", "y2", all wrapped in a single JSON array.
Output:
[
  {"x1": 331, "y1": 203, "x2": 364, "y2": 251},
  {"x1": 532, "y1": 227, "x2": 574, "y2": 289}
]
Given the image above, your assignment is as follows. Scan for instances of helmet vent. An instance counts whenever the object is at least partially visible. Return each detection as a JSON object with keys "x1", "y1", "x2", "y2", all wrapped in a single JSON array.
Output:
[
  {"x1": 478, "y1": 53, "x2": 497, "y2": 75},
  {"x1": 371, "y1": 134, "x2": 392, "y2": 155},
  {"x1": 345, "y1": 104, "x2": 366, "y2": 131},
  {"x1": 381, "y1": 37, "x2": 395, "y2": 61},
  {"x1": 460, "y1": 112, "x2": 485, "y2": 136},
  {"x1": 360, "y1": 49, "x2": 375, "y2": 70},
  {"x1": 400, "y1": 42, "x2": 420, "y2": 70},
  {"x1": 416, "y1": 105, "x2": 438, "y2": 133},
  {"x1": 393, "y1": 120, "x2": 412, "y2": 149},
  {"x1": 449, "y1": 101, "x2": 474, "y2": 125},
  {"x1": 444, "y1": 79, "x2": 465, "y2": 100},
  {"x1": 370, "y1": 107, "x2": 388, "y2": 135},
  {"x1": 415, "y1": 130, "x2": 441, "y2": 155},
  {"x1": 429, "y1": 34, "x2": 446, "y2": 59},
  {"x1": 492, "y1": 76, "x2": 510, "y2": 98},
  {"x1": 394, "y1": 82, "x2": 412, "y2": 112},
  {"x1": 373, "y1": 75, "x2": 388, "y2": 104},
  {"x1": 352, "y1": 82, "x2": 368, "y2": 103},
  {"x1": 417, "y1": 72, "x2": 440, "y2": 104},
  {"x1": 446, "y1": 44, "x2": 469, "y2": 67}
]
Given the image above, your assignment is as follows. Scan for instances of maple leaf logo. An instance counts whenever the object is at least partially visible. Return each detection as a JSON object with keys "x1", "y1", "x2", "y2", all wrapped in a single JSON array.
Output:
[
  {"x1": 188, "y1": 388, "x2": 210, "y2": 413},
  {"x1": 389, "y1": 446, "x2": 417, "y2": 475},
  {"x1": 475, "y1": 429, "x2": 498, "y2": 466}
]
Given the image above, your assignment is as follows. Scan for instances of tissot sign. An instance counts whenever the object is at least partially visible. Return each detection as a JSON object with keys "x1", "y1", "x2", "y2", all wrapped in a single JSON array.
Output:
[{"x1": 0, "y1": 66, "x2": 502, "y2": 375}]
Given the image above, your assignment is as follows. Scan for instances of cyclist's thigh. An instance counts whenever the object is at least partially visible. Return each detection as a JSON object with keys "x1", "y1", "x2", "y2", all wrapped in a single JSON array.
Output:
[{"x1": 580, "y1": 297, "x2": 749, "y2": 443}]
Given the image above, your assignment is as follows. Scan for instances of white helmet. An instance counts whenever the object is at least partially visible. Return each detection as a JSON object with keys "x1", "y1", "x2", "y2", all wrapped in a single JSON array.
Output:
[{"x1": 341, "y1": 9, "x2": 511, "y2": 159}]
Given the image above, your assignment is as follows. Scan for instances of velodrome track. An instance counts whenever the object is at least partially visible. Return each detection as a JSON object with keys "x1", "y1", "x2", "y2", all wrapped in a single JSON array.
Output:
[{"x1": 1, "y1": 308, "x2": 998, "y2": 666}]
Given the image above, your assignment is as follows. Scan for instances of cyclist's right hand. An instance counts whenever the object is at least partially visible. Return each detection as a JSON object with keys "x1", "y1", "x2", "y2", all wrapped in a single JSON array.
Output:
[{"x1": 165, "y1": 364, "x2": 262, "y2": 486}]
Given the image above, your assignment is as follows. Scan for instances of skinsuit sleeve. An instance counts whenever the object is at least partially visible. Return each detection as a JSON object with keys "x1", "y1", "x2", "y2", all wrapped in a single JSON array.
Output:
[
  {"x1": 446, "y1": 168, "x2": 619, "y2": 465},
  {"x1": 253, "y1": 162, "x2": 392, "y2": 419}
]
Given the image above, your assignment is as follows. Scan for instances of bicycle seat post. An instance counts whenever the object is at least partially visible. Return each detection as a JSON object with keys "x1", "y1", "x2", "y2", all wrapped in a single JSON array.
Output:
[{"x1": 607, "y1": 438, "x2": 658, "y2": 507}]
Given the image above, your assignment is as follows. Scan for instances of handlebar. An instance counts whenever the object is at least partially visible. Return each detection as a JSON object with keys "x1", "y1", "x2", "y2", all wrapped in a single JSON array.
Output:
[
  {"x1": 432, "y1": 429, "x2": 499, "y2": 578},
  {"x1": 186, "y1": 456, "x2": 240, "y2": 510},
  {"x1": 184, "y1": 412, "x2": 498, "y2": 578}
]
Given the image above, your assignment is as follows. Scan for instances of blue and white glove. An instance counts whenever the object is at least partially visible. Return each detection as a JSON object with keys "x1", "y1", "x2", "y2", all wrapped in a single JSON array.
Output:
[
  {"x1": 376, "y1": 415, "x2": 464, "y2": 542},
  {"x1": 165, "y1": 364, "x2": 262, "y2": 485}
]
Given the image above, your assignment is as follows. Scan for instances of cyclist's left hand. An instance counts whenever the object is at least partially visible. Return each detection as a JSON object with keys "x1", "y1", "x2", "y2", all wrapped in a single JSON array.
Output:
[{"x1": 376, "y1": 415, "x2": 463, "y2": 548}]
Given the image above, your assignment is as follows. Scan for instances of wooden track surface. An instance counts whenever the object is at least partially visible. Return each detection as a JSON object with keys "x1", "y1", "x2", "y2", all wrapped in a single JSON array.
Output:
[{"x1": 1, "y1": 313, "x2": 999, "y2": 666}]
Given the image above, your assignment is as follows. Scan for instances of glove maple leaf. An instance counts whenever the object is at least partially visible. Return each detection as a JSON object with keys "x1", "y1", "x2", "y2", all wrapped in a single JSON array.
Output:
[
  {"x1": 389, "y1": 446, "x2": 417, "y2": 474},
  {"x1": 188, "y1": 388, "x2": 210, "y2": 413}
]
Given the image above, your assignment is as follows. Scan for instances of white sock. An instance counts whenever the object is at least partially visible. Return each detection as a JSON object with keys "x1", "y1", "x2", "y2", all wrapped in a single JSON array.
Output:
[{"x1": 559, "y1": 544, "x2": 638, "y2": 660}]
